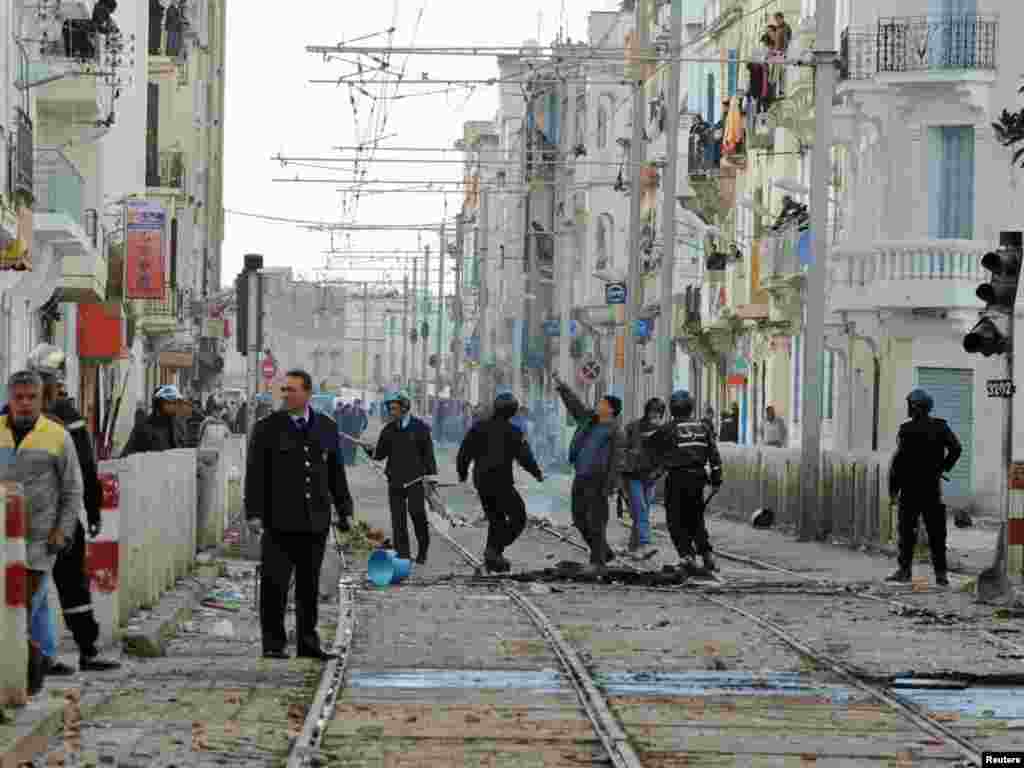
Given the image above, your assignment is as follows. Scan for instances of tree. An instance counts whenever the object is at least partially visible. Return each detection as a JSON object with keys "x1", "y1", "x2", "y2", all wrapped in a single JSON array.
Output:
[{"x1": 993, "y1": 87, "x2": 1024, "y2": 167}]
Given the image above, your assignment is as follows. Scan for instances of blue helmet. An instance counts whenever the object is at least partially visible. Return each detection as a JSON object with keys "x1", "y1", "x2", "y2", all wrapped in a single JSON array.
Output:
[
  {"x1": 383, "y1": 390, "x2": 411, "y2": 412},
  {"x1": 493, "y1": 391, "x2": 519, "y2": 419},
  {"x1": 669, "y1": 389, "x2": 693, "y2": 418},
  {"x1": 907, "y1": 388, "x2": 933, "y2": 413}
]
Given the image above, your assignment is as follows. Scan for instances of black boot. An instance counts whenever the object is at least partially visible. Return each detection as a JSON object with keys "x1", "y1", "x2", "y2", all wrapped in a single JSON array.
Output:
[
  {"x1": 28, "y1": 642, "x2": 45, "y2": 696},
  {"x1": 934, "y1": 571, "x2": 949, "y2": 587},
  {"x1": 483, "y1": 548, "x2": 505, "y2": 574},
  {"x1": 885, "y1": 568, "x2": 911, "y2": 583},
  {"x1": 44, "y1": 657, "x2": 75, "y2": 676},
  {"x1": 79, "y1": 649, "x2": 121, "y2": 671}
]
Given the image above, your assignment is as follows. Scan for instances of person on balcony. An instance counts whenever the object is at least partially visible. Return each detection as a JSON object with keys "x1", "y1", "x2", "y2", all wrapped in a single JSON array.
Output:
[
  {"x1": 762, "y1": 405, "x2": 788, "y2": 448},
  {"x1": 550, "y1": 370, "x2": 626, "y2": 577},
  {"x1": 886, "y1": 389, "x2": 961, "y2": 587}
]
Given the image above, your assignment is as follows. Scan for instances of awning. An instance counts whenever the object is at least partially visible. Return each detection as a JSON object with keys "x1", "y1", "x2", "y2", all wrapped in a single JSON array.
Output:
[{"x1": 158, "y1": 350, "x2": 194, "y2": 369}]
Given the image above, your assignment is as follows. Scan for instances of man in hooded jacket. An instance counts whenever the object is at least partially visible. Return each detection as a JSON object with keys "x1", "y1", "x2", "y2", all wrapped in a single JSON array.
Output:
[{"x1": 121, "y1": 385, "x2": 182, "y2": 456}]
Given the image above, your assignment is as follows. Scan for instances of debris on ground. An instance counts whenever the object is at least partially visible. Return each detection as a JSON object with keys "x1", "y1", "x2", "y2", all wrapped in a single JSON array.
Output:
[{"x1": 210, "y1": 619, "x2": 235, "y2": 638}]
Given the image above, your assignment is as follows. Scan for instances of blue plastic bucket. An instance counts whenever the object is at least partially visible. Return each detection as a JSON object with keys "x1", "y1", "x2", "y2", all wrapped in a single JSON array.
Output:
[
  {"x1": 368, "y1": 549, "x2": 412, "y2": 586},
  {"x1": 368, "y1": 549, "x2": 398, "y2": 586}
]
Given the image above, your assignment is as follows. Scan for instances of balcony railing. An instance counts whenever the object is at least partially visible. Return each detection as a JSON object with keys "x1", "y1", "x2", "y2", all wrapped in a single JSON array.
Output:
[
  {"x1": 832, "y1": 239, "x2": 987, "y2": 287},
  {"x1": 12, "y1": 108, "x2": 33, "y2": 200},
  {"x1": 843, "y1": 15, "x2": 998, "y2": 79},
  {"x1": 33, "y1": 148, "x2": 84, "y2": 228}
]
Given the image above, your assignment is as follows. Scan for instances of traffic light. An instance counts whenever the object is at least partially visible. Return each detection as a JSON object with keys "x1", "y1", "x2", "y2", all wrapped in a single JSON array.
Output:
[
  {"x1": 964, "y1": 231, "x2": 1022, "y2": 357},
  {"x1": 235, "y1": 273, "x2": 248, "y2": 355}
]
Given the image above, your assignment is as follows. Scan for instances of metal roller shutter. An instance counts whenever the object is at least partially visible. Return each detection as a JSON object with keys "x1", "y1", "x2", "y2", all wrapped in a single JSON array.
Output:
[{"x1": 915, "y1": 367, "x2": 973, "y2": 498}]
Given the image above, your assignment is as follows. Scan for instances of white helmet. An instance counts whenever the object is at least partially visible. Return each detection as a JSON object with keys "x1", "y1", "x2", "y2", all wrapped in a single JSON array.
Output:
[{"x1": 27, "y1": 344, "x2": 66, "y2": 379}]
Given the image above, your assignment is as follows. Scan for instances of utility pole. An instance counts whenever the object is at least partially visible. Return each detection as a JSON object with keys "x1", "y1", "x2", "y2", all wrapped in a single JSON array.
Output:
[
  {"x1": 658, "y1": 0, "x2": 683, "y2": 404},
  {"x1": 515, "y1": 90, "x2": 534, "y2": 401},
  {"x1": 244, "y1": 255, "x2": 263, "y2": 424},
  {"x1": 557, "y1": 73, "x2": 576, "y2": 443},
  {"x1": 453, "y1": 213, "x2": 464, "y2": 400},
  {"x1": 436, "y1": 223, "x2": 446, "y2": 407},
  {"x1": 478, "y1": 188, "x2": 491, "y2": 405},
  {"x1": 410, "y1": 255, "x2": 418, "y2": 392},
  {"x1": 361, "y1": 281, "x2": 369, "y2": 404},
  {"x1": 421, "y1": 244, "x2": 430, "y2": 414},
  {"x1": 798, "y1": 0, "x2": 837, "y2": 541},
  {"x1": 622, "y1": 0, "x2": 650, "y2": 423}
]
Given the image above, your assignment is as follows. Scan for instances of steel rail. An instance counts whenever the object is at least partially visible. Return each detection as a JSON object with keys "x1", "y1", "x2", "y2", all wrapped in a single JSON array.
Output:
[
  {"x1": 426, "y1": 509, "x2": 645, "y2": 768},
  {"x1": 286, "y1": 580, "x2": 357, "y2": 768}
]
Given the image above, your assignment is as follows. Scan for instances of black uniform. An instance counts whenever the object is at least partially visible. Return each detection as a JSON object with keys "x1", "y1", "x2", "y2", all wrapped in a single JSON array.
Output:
[
  {"x1": 371, "y1": 416, "x2": 437, "y2": 562},
  {"x1": 456, "y1": 416, "x2": 543, "y2": 556},
  {"x1": 245, "y1": 409, "x2": 353, "y2": 655},
  {"x1": 889, "y1": 415, "x2": 962, "y2": 576},
  {"x1": 651, "y1": 418, "x2": 723, "y2": 559},
  {"x1": 121, "y1": 410, "x2": 178, "y2": 456}
]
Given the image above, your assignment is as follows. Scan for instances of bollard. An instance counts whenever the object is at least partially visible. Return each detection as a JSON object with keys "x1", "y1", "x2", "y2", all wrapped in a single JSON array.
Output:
[
  {"x1": 86, "y1": 472, "x2": 120, "y2": 644},
  {"x1": 1, "y1": 483, "x2": 28, "y2": 706}
]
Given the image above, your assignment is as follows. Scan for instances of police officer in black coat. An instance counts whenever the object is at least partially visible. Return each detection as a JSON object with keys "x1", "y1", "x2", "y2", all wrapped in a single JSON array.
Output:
[
  {"x1": 886, "y1": 388, "x2": 962, "y2": 586},
  {"x1": 365, "y1": 390, "x2": 437, "y2": 564},
  {"x1": 246, "y1": 369, "x2": 353, "y2": 660},
  {"x1": 456, "y1": 392, "x2": 544, "y2": 573},
  {"x1": 25, "y1": 345, "x2": 120, "y2": 674},
  {"x1": 650, "y1": 390, "x2": 723, "y2": 572}
]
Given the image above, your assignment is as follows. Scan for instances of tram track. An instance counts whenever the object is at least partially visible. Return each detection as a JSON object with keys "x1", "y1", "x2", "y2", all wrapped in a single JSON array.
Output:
[{"x1": 528, "y1": 517, "x2": 990, "y2": 766}]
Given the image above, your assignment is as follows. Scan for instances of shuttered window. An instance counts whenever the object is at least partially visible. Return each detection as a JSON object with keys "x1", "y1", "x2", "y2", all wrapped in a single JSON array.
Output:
[
  {"x1": 915, "y1": 367, "x2": 973, "y2": 498},
  {"x1": 928, "y1": 126, "x2": 975, "y2": 240}
]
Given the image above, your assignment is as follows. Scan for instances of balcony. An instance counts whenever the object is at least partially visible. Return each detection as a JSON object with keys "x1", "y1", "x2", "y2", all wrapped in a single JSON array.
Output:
[
  {"x1": 829, "y1": 239, "x2": 992, "y2": 313},
  {"x1": 135, "y1": 291, "x2": 180, "y2": 337},
  {"x1": 148, "y1": 150, "x2": 187, "y2": 194},
  {"x1": 32, "y1": 148, "x2": 106, "y2": 303},
  {"x1": 840, "y1": 15, "x2": 997, "y2": 87},
  {"x1": 28, "y1": 20, "x2": 109, "y2": 124}
]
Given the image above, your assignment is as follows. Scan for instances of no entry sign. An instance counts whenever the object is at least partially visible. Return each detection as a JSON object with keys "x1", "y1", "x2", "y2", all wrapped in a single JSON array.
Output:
[
  {"x1": 261, "y1": 357, "x2": 277, "y2": 381},
  {"x1": 579, "y1": 358, "x2": 602, "y2": 383}
]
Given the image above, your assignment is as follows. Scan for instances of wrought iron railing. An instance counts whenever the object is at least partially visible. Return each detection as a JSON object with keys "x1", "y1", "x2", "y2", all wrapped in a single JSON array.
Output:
[
  {"x1": 688, "y1": 133, "x2": 720, "y2": 176},
  {"x1": 839, "y1": 27, "x2": 877, "y2": 81},
  {"x1": 157, "y1": 150, "x2": 186, "y2": 189},
  {"x1": 13, "y1": 108, "x2": 33, "y2": 199},
  {"x1": 876, "y1": 15, "x2": 998, "y2": 73},
  {"x1": 84, "y1": 208, "x2": 99, "y2": 248}
]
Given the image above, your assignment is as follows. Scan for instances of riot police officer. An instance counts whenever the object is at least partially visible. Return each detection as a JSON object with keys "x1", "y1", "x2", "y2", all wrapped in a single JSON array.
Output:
[
  {"x1": 887, "y1": 388, "x2": 961, "y2": 586},
  {"x1": 650, "y1": 390, "x2": 723, "y2": 572}
]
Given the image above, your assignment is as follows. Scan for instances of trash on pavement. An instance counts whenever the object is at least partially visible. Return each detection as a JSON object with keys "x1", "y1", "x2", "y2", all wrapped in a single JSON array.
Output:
[
  {"x1": 210, "y1": 619, "x2": 235, "y2": 638},
  {"x1": 201, "y1": 587, "x2": 245, "y2": 612}
]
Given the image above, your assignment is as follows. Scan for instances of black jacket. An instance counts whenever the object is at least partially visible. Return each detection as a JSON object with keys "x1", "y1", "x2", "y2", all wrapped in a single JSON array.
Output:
[
  {"x1": 456, "y1": 416, "x2": 542, "y2": 487},
  {"x1": 555, "y1": 381, "x2": 626, "y2": 495},
  {"x1": 889, "y1": 415, "x2": 962, "y2": 498},
  {"x1": 719, "y1": 412, "x2": 739, "y2": 443},
  {"x1": 622, "y1": 416, "x2": 661, "y2": 479},
  {"x1": 371, "y1": 416, "x2": 437, "y2": 488},
  {"x1": 121, "y1": 412, "x2": 178, "y2": 456},
  {"x1": 650, "y1": 418, "x2": 723, "y2": 485},
  {"x1": 245, "y1": 409, "x2": 353, "y2": 534}
]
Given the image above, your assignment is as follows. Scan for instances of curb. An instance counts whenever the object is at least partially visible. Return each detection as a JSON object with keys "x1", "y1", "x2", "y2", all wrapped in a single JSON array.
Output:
[{"x1": 121, "y1": 563, "x2": 221, "y2": 659}]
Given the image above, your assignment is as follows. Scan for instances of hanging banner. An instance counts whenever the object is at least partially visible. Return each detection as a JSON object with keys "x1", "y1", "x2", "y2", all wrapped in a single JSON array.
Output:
[{"x1": 124, "y1": 201, "x2": 166, "y2": 299}]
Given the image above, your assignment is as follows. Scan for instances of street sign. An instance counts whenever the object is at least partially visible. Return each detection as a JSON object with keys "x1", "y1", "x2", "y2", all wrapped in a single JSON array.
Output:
[
  {"x1": 261, "y1": 357, "x2": 277, "y2": 381},
  {"x1": 579, "y1": 358, "x2": 602, "y2": 382},
  {"x1": 986, "y1": 379, "x2": 1016, "y2": 398},
  {"x1": 605, "y1": 282, "x2": 627, "y2": 305},
  {"x1": 634, "y1": 318, "x2": 652, "y2": 338}
]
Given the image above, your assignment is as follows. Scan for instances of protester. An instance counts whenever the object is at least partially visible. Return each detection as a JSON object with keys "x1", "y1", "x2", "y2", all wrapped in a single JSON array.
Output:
[
  {"x1": 719, "y1": 403, "x2": 740, "y2": 443},
  {"x1": 551, "y1": 370, "x2": 625, "y2": 577},
  {"x1": 0, "y1": 370, "x2": 84, "y2": 694},
  {"x1": 122, "y1": 385, "x2": 183, "y2": 456},
  {"x1": 364, "y1": 390, "x2": 436, "y2": 564},
  {"x1": 622, "y1": 397, "x2": 664, "y2": 560},
  {"x1": 245, "y1": 369, "x2": 352, "y2": 660},
  {"x1": 456, "y1": 391, "x2": 544, "y2": 573}
]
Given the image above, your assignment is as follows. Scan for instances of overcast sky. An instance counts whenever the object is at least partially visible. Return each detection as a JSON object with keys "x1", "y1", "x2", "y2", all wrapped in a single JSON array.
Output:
[{"x1": 221, "y1": 0, "x2": 616, "y2": 293}]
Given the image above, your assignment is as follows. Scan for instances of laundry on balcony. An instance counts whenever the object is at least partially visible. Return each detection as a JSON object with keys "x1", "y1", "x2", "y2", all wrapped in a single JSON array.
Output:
[{"x1": 722, "y1": 96, "x2": 745, "y2": 156}]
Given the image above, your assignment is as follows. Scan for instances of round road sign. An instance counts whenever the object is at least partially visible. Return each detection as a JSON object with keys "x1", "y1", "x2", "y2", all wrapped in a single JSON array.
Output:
[
  {"x1": 579, "y1": 358, "x2": 602, "y2": 383},
  {"x1": 261, "y1": 357, "x2": 277, "y2": 381}
]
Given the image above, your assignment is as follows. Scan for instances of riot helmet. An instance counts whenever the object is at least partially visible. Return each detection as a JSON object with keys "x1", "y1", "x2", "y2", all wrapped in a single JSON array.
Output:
[
  {"x1": 669, "y1": 389, "x2": 694, "y2": 419},
  {"x1": 383, "y1": 389, "x2": 411, "y2": 415},
  {"x1": 906, "y1": 388, "x2": 933, "y2": 418},
  {"x1": 493, "y1": 391, "x2": 519, "y2": 420},
  {"x1": 27, "y1": 344, "x2": 66, "y2": 381}
]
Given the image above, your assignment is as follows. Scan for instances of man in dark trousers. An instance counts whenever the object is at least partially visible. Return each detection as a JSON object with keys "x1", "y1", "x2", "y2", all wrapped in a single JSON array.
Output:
[
  {"x1": 719, "y1": 403, "x2": 740, "y2": 443},
  {"x1": 551, "y1": 371, "x2": 626, "y2": 576},
  {"x1": 650, "y1": 390, "x2": 723, "y2": 573},
  {"x1": 886, "y1": 388, "x2": 962, "y2": 587},
  {"x1": 365, "y1": 390, "x2": 436, "y2": 564},
  {"x1": 24, "y1": 345, "x2": 120, "y2": 674},
  {"x1": 456, "y1": 391, "x2": 544, "y2": 573},
  {"x1": 246, "y1": 369, "x2": 353, "y2": 660}
]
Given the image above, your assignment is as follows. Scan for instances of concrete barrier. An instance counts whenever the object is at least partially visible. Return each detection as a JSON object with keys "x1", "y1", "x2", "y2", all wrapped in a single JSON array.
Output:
[
  {"x1": 0, "y1": 484, "x2": 28, "y2": 706},
  {"x1": 196, "y1": 433, "x2": 246, "y2": 550},
  {"x1": 85, "y1": 472, "x2": 121, "y2": 645},
  {"x1": 714, "y1": 445, "x2": 895, "y2": 546}
]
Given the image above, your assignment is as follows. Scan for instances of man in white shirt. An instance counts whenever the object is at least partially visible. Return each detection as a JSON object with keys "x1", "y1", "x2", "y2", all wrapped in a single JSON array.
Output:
[{"x1": 763, "y1": 406, "x2": 788, "y2": 447}]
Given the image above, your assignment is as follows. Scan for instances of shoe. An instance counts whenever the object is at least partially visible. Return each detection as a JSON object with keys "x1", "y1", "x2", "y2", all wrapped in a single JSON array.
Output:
[
  {"x1": 262, "y1": 650, "x2": 290, "y2": 660},
  {"x1": 44, "y1": 658, "x2": 75, "y2": 676},
  {"x1": 676, "y1": 555, "x2": 698, "y2": 573},
  {"x1": 79, "y1": 653, "x2": 121, "y2": 672},
  {"x1": 885, "y1": 569, "x2": 912, "y2": 583},
  {"x1": 935, "y1": 572, "x2": 949, "y2": 587},
  {"x1": 297, "y1": 648, "x2": 337, "y2": 661},
  {"x1": 416, "y1": 552, "x2": 428, "y2": 565},
  {"x1": 702, "y1": 553, "x2": 717, "y2": 572}
]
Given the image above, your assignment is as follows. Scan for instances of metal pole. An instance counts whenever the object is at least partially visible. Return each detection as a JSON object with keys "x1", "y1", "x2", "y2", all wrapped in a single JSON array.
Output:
[
  {"x1": 623, "y1": 0, "x2": 650, "y2": 424},
  {"x1": 411, "y1": 255, "x2": 418, "y2": 391},
  {"x1": 658, "y1": 0, "x2": 682, "y2": 404},
  {"x1": 436, "y1": 223, "x2": 446, "y2": 405},
  {"x1": 515, "y1": 89, "x2": 534, "y2": 402},
  {"x1": 362, "y1": 282, "x2": 369, "y2": 404},
  {"x1": 558, "y1": 76, "x2": 576, "y2": 443},
  {"x1": 798, "y1": 0, "x2": 837, "y2": 541},
  {"x1": 1001, "y1": 312, "x2": 1014, "y2": 583},
  {"x1": 453, "y1": 214, "x2": 464, "y2": 400},
  {"x1": 421, "y1": 245, "x2": 430, "y2": 414},
  {"x1": 246, "y1": 268, "x2": 261, "y2": 415},
  {"x1": 478, "y1": 188, "x2": 491, "y2": 405},
  {"x1": 402, "y1": 273, "x2": 410, "y2": 388}
]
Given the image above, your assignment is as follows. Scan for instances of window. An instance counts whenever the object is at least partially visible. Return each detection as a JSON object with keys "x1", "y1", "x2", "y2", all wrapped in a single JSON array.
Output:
[
  {"x1": 597, "y1": 104, "x2": 608, "y2": 149},
  {"x1": 928, "y1": 126, "x2": 975, "y2": 240},
  {"x1": 595, "y1": 214, "x2": 611, "y2": 270},
  {"x1": 705, "y1": 73, "x2": 716, "y2": 123},
  {"x1": 823, "y1": 349, "x2": 835, "y2": 420}
]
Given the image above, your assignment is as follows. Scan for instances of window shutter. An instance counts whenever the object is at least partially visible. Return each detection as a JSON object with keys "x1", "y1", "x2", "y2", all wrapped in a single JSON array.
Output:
[{"x1": 727, "y1": 49, "x2": 738, "y2": 96}]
